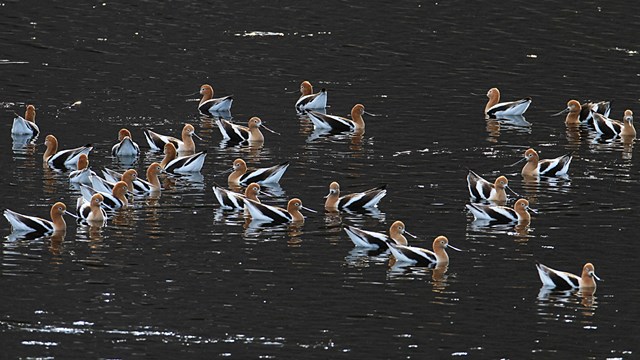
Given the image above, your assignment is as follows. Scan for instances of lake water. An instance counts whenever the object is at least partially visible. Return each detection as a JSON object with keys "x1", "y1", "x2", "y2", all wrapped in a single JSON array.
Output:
[{"x1": 1, "y1": 0, "x2": 639, "y2": 358}]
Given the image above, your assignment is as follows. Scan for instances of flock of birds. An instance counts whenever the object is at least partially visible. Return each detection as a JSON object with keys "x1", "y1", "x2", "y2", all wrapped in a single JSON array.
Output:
[{"x1": 6, "y1": 82, "x2": 633, "y2": 293}]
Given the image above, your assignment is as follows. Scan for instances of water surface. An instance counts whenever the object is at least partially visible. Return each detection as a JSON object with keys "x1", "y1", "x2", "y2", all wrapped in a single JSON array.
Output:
[{"x1": 1, "y1": 1, "x2": 639, "y2": 358}]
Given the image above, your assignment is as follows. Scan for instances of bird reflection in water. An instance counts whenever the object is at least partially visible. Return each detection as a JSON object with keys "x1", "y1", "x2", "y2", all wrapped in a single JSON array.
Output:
[
  {"x1": 48, "y1": 231, "x2": 66, "y2": 256},
  {"x1": 387, "y1": 259, "x2": 452, "y2": 288},
  {"x1": 565, "y1": 123, "x2": 582, "y2": 150},
  {"x1": 323, "y1": 210, "x2": 342, "y2": 229},
  {"x1": 42, "y1": 165, "x2": 58, "y2": 196},
  {"x1": 621, "y1": 135, "x2": 635, "y2": 160},
  {"x1": 485, "y1": 115, "x2": 531, "y2": 143},
  {"x1": 485, "y1": 118, "x2": 500, "y2": 143},
  {"x1": 12, "y1": 134, "x2": 38, "y2": 156},
  {"x1": 536, "y1": 287, "x2": 598, "y2": 315}
]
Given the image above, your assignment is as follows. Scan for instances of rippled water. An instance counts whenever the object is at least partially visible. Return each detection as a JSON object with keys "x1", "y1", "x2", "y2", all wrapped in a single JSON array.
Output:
[{"x1": 1, "y1": 1, "x2": 639, "y2": 358}]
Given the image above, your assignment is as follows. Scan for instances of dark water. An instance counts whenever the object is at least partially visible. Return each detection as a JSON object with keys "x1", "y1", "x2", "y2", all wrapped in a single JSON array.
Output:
[{"x1": 1, "y1": 0, "x2": 639, "y2": 358}]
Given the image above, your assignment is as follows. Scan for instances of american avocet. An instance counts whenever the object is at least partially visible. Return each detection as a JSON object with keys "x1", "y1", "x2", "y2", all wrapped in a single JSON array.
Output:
[
  {"x1": 101, "y1": 167, "x2": 160, "y2": 193},
  {"x1": 11, "y1": 104, "x2": 39, "y2": 136},
  {"x1": 593, "y1": 110, "x2": 635, "y2": 138},
  {"x1": 551, "y1": 100, "x2": 611, "y2": 126},
  {"x1": 227, "y1": 158, "x2": 289, "y2": 185},
  {"x1": 306, "y1": 104, "x2": 368, "y2": 133},
  {"x1": 4, "y1": 202, "x2": 74, "y2": 234},
  {"x1": 243, "y1": 198, "x2": 316, "y2": 223},
  {"x1": 143, "y1": 123, "x2": 201, "y2": 153},
  {"x1": 76, "y1": 193, "x2": 107, "y2": 224},
  {"x1": 466, "y1": 198, "x2": 534, "y2": 223},
  {"x1": 140, "y1": 162, "x2": 164, "y2": 192},
  {"x1": 213, "y1": 182, "x2": 261, "y2": 210},
  {"x1": 111, "y1": 128, "x2": 140, "y2": 157},
  {"x1": 484, "y1": 88, "x2": 531, "y2": 117},
  {"x1": 43, "y1": 134, "x2": 93, "y2": 170},
  {"x1": 80, "y1": 181, "x2": 129, "y2": 210},
  {"x1": 68, "y1": 154, "x2": 96, "y2": 185},
  {"x1": 160, "y1": 142, "x2": 206, "y2": 173},
  {"x1": 551, "y1": 99, "x2": 582, "y2": 126},
  {"x1": 215, "y1": 117, "x2": 278, "y2": 143},
  {"x1": 295, "y1": 80, "x2": 327, "y2": 111},
  {"x1": 198, "y1": 84, "x2": 233, "y2": 115},
  {"x1": 344, "y1": 220, "x2": 414, "y2": 249},
  {"x1": 324, "y1": 181, "x2": 387, "y2": 211},
  {"x1": 90, "y1": 169, "x2": 138, "y2": 193},
  {"x1": 536, "y1": 262, "x2": 601, "y2": 290},
  {"x1": 386, "y1": 235, "x2": 462, "y2": 266},
  {"x1": 512, "y1": 148, "x2": 572, "y2": 177},
  {"x1": 466, "y1": 170, "x2": 514, "y2": 203}
]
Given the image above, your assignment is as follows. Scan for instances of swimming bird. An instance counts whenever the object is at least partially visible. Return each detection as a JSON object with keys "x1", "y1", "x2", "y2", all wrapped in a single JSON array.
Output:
[
  {"x1": 227, "y1": 158, "x2": 289, "y2": 185},
  {"x1": 80, "y1": 181, "x2": 129, "y2": 210},
  {"x1": 213, "y1": 182, "x2": 262, "y2": 210},
  {"x1": 386, "y1": 235, "x2": 462, "y2": 266},
  {"x1": 243, "y1": 198, "x2": 315, "y2": 223},
  {"x1": 100, "y1": 167, "x2": 162, "y2": 194},
  {"x1": 111, "y1": 128, "x2": 140, "y2": 157},
  {"x1": 68, "y1": 153, "x2": 96, "y2": 185},
  {"x1": 324, "y1": 181, "x2": 387, "y2": 211},
  {"x1": 466, "y1": 198, "x2": 534, "y2": 223},
  {"x1": 143, "y1": 123, "x2": 201, "y2": 153},
  {"x1": 43, "y1": 134, "x2": 93, "y2": 170},
  {"x1": 535, "y1": 262, "x2": 601, "y2": 290},
  {"x1": 198, "y1": 84, "x2": 233, "y2": 115},
  {"x1": 160, "y1": 142, "x2": 206, "y2": 173},
  {"x1": 295, "y1": 80, "x2": 327, "y2": 111},
  {"x1": 512, "y1": 148, "x2": 572, "y2": 177},
  {"x1": 344, "y1": 220, "x2": 414, "y2": 249},
  {"x1": 11, "y1": 104, "x2": 39, "y2": 136},
  {"x1": 484, "y1": 88, "x2": 531, "y2": 117},
  {"x1": 90, "y1": 169, "x2": 138, "y2": 194},
  {"x1": 592, "y1": 110, "x2": 635, "y2": 138},
  {"x1": 466, "y1": 170, "x2": 514, "y2": 203},
  {"x1": 215, "y1": 117, "x2": 278, "y2": 143},
  {"x1": 4, "y1": 202, "x2": 74, "y2": 234},
  {"x1": 76, "y1": 193, "x2": 107, "y2": 225},
  {"x1": 552, "y1": 100, "x2": 611, "y2": 126},
  {"x1": 139, "y1": 162, "x2": 164, "y2": 192},
  {"x1": 306, "y1": 104, "x2": 368, "y2": 133}
]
